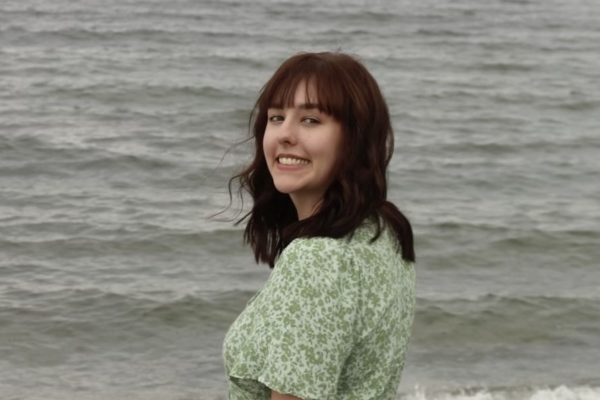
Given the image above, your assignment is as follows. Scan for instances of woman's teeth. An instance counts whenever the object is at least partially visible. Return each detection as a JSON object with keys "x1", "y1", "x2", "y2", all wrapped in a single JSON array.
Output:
[{"x1": 279, "y1": 157, "x2": 309, "y2": 165}]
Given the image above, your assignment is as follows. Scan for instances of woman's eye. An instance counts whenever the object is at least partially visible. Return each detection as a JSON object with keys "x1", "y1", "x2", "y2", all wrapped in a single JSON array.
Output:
[
  {"x1": 268, "y1": 115, "x2": 284, "y2": 122},
  {"x1": 303, "y1": 117, "x2": 320, "y2": 124}
]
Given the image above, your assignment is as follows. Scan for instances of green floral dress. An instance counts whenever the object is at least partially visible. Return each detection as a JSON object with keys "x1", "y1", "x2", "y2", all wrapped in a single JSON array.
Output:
[{"x1": 223, "y1": 220, "x2": 416, "y2": 400}]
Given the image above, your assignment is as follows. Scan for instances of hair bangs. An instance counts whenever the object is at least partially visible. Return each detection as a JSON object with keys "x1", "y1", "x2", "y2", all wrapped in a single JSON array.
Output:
[{"x1": 258, "y1": 56, "x2": 347, "y2": 120}]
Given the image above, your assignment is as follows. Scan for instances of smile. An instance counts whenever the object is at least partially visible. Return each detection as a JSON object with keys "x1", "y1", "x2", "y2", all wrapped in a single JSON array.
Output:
[{"x1": 278, "y1": 157, "x2": 309, "y2": 166}]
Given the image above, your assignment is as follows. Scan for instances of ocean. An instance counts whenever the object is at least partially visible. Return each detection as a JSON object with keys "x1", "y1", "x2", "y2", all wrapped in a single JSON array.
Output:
[{"x1": 1, "y1": 0, "x2": 599, "y2": 399}]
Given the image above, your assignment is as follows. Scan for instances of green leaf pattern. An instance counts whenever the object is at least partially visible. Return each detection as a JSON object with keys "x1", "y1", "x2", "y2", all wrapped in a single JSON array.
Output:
[{"x1": 223, "y1": 221, "x2": 416, "y2": 400}]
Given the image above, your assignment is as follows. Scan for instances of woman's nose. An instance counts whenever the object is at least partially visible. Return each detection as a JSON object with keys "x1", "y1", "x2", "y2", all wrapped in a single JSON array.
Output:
[{"x1": 277, "y1": 118, "x2": 298, "y2": 145}]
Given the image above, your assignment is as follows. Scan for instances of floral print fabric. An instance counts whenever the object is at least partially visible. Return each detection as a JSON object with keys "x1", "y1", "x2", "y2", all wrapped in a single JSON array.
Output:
[{"x1": 223, "y1": 221, "x2": 416, "y2": 400}]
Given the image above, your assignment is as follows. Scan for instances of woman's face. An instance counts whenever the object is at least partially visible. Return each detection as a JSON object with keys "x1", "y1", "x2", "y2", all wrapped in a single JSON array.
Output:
[{"x1": 263, "y1": 81, "x2": 343, "y2": 220}]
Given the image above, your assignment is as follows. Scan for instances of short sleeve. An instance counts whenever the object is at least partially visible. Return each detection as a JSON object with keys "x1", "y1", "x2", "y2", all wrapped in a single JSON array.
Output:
[{"x1": 256, "y1": 238, "x2": 359, "y2": 400}]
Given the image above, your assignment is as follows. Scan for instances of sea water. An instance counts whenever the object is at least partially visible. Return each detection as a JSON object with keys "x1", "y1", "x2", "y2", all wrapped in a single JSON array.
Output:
[{"x1": 1, "y1": 0, "x2": 599, "y2": 399}]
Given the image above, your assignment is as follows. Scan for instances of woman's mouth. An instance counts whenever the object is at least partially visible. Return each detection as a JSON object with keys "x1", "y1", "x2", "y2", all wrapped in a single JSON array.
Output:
[{"x1": 278, "y1": 157, "x2": 309, "y2": 166}]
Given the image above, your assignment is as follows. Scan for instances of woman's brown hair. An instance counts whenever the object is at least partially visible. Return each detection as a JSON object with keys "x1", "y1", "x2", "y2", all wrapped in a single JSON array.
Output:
[{"x1": 229, "y1": 51, "x2": 414, "y2": 267}]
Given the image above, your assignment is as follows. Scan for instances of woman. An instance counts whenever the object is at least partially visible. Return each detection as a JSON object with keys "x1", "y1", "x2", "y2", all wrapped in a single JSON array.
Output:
[{"x1": 223, "y1": 52, "x2": 416, "y2": 400}]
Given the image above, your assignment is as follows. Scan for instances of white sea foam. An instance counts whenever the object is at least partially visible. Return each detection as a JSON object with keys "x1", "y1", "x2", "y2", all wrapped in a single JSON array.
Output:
[
  {"x1": 5, "y1": 385, "x2": 599, "y2": 400},
  {"x1": 402, "y1": 385, "x2": 600, "y2": 400}
]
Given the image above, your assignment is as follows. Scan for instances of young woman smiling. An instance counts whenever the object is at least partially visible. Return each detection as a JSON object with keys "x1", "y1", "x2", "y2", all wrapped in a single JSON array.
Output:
[
  {"x1": 263, "y1": 82, "x2": 343, "y2": 220},
  {"x1": 223, "y1": 52, "x2": 416, "y2": 400}
]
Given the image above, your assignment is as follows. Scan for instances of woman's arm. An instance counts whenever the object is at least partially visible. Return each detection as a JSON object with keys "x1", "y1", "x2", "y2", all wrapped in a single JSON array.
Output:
[{"x1": 271, "y1": 390, "x2": 303, "y2": 400}]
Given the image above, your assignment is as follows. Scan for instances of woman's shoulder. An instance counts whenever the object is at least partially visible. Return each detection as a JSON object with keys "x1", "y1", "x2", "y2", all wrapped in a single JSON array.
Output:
[
  {"x1": 287, "y1": 234, "x2": 350, "y2": 254},
  {"x1": 281, "y1": 235, "x2": 352, "y2": 274},
  {"x1": 280, "y1": 218, "x2": 397, "y2": 268}
]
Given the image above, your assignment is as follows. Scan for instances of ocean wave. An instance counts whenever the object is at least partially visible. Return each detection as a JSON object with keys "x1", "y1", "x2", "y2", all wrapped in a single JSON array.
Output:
[
  {"x1": 401, "y1": 385, "x2": 600, "y2": 400},
  {"x1": 0, "y1": 387, "x2": 229, "y2": 400},
  {"x1": 413, "y1": 294, "x2": 600, "y2": 346},
  {"x1": 2, "y1": 284, "x2": 597, "y2": 350},
  {"x1": 0, "y1": 288, "x2": 254, "y2": 346},
  {"x1": 2, "y1": 384, "x2": 599, "y2": 400},
  {"x1": 1, "y1": 26, "x2": 197, "y2": 42},
  {"x1": 550, "y1": 99, "x2": 600, "y2": 112},
  {"x1": 37, "y1": 82, "x2": 234, "y2": 103},
  {"x1": 471, "y1": 62, "x2": 538, "y2": 72},
  {"x1": 0, "y1": 227, "x2": 245, "y2": 258},
  {"x1": 0, "y1": 152, "x2": 176, "y2": 179},
  {"x1": 72, "y1": 152, "x2": 177, "y2": 171},
  {"x1": 415, "y1": 29, "x2": 471, "y2": 37}
]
